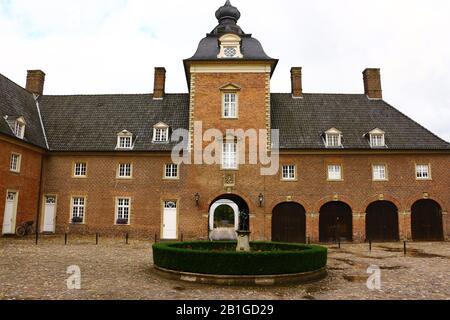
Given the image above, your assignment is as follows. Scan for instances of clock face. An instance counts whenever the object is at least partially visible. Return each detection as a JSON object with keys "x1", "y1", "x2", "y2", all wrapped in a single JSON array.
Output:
[{"x1": 224, "y1": 47, "x2": 237, "y2": 57}]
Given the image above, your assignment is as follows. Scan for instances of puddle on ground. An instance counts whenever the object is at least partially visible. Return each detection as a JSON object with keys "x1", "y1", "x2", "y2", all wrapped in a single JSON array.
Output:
[
  {"x1": 343, "y1": 275, "x2": 368, "y2": 283},
  {"x1": 377, "y1": 246, "x2": 448, "y2": 258}
]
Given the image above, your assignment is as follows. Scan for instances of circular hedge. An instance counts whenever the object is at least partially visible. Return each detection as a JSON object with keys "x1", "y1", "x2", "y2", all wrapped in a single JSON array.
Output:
[{"x1": 153, "y1": 241, "x2": 328, "y2": 276}]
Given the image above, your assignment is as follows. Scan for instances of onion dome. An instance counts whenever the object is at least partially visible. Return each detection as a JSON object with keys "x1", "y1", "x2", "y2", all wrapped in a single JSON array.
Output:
[{"x1": 215, "y1": 0, "x2": 241, "y2": 24}]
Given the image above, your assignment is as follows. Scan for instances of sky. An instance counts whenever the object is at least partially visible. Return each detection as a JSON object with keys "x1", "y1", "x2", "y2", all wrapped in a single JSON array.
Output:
[{"x1": 1, "y1": 0, "x2": 449, "y2": 142}]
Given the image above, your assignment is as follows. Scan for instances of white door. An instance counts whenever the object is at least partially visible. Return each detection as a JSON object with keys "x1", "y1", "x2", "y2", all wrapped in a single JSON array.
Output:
[
  {"x1": 163, "y1": 201, "x2": 178, "y2": 240},
  {"x1": 43, "y1": 196, "x2": 57, "y2": 233},
  {"x1": 2, "y1": 192, "x2": 18, "y2": 235}
]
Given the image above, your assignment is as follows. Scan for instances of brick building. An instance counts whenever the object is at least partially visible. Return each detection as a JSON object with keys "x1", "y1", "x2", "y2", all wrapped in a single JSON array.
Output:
[{"x1": 1, "y1": 1, "x2": 449, "y2": 242}]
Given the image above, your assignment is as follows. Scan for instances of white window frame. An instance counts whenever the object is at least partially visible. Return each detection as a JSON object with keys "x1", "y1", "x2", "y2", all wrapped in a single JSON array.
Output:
[
  {"x1": 10, "y1": 153, "x2": 21, "y2": 173},
  {"x1": 164, "y1": 164, "x2": 179, "y2": 179},
  {"x1": 325, "y1": 128, "x2": 343, "y2": 148},
  {"x1": 115, "y1": 198, "x2": 131, "y2": 225},
  {"x1": 223, "y1": 92, "x2": 238, "y2": 119},
  {"x1": 222, "y1": 141, "x2": 238, "y2": 170},
  {"x1": 416, "y1": 164, "x2": 431, "y2": 180},
  {"x1": 370, "y1": 134, "x2": 385, "y2": 148},
  {"x1": 71, "y1": 197, "x2": 86, "y2": 223},
  {"x1": 282, "y1": 165, "x2": 296, "y2": 181},
  {"x1": 14, "y1": 120, "x2": 25, "y2": 139},
  {"x1": 73, "y1": 162, "x2": 87, "y2": 178},
  {"x1": 153, "y1": 123, "x2": 170, "y2": 143},
  {"x1": 372, "y1": 164, "x2": 388, "y2": 181},
  {"x1": 117, "y1": 163, "x2": 133, "y2": 179},
  {"x1": 328, "y1": 165, "x2": 342, "y2": 181}
]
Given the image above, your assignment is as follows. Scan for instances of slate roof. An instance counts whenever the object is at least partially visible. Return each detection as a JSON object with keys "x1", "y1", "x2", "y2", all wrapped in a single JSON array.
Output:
[
  {"x1": 0, "y1": 74, "x2": 47, "y2": 148},
  {"x1": 38, "y1": 94, "x2": 189, "y2": 152},
  {"x1": 1, "y1": 72, "x2": 449, "y2": 152},
  {"x1": 271, "y1": 93, "x2": 450, "y2": 150}
]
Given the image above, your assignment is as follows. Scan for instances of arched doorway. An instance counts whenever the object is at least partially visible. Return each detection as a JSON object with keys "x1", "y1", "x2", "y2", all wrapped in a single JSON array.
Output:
[
  {"x1": 272, "y1": 202, "x2": 306, "y2": 243},
  {"x1": 209, "y1": 194, "x2": 249, "y2": 241},
  {"x1": 412, "y1": 200, "x2": 444, "y2": 241},
  {"x1": 366, "y1": 201, "x2": 399, "y2": 242},
  {"x1": 319, "y1": 202, "x2": 353, "y2": 242}
]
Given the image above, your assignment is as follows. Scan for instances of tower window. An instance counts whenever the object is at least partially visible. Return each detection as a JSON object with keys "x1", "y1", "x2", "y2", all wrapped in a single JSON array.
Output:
[{"x1": 223, "y1": 93, "x2": 238, "y2": 118}]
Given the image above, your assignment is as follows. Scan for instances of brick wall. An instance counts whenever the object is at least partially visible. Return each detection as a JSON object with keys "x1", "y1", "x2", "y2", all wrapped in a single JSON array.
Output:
[{"x1": 0, "y1": 138, "x2": 43, "y2": 232}]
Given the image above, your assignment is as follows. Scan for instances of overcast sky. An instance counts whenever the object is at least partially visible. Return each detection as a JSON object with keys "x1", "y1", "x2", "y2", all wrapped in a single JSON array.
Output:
[{"x1": 1, "y1": 0, "x2": 449, "y2": 142}]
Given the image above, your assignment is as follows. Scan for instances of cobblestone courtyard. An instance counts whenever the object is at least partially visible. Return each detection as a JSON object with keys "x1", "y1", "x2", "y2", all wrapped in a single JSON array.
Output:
[{"x1": 0, "y1": 236, "x2": 449, "y2": 300}]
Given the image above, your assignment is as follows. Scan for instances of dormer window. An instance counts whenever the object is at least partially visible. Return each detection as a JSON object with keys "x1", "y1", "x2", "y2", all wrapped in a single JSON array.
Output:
[
  {"x1": 153, "y1": 123, "x2": 170, "y2": 143},
  {"x1": 13, "y1": 117, "x2": 26, "y2": 139},
  {"x1": 217, "y1": 34, "x2": 243, "y2": 59},
  {"x1": 117, "y1": 130, "x2": 134, "y2": 150},
  {"x1": 325, "y1": 128, "x2": 343, "y2": 148},
  {"x1": 368, "y1": 129, "x2": 386, "y2": 148}
]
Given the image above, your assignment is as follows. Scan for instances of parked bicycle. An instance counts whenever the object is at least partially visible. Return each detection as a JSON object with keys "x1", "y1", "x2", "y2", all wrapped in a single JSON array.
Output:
[{"x1": 16, "y1": 221, "x2": 35, "y2": 237}]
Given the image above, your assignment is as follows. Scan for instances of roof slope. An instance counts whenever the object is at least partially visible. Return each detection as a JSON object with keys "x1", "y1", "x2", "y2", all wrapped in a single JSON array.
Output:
[
  {"x1": 38, "y1": 94, "x2": 189, "y2": 152},
  {"x1": 0, "y1": 74, "x2": 47, "y2": 148},
  {"x1": 271, "y1": 93, "x2": 450, "y2": 150}
]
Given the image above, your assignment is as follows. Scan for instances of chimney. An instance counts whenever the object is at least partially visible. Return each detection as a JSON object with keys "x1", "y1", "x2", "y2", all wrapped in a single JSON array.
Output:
[
  {"x1": 291, "y1": 67, "x2": 303, "y2": 98},
  {"x1": 363, "y1": 68, "x2": 382, "y2": 99},
  {"x1": 153, "y1": 67, "x2": 166, "y2": 100},
  {"x1": 26, "y1": 70, "x2": 46, "y2": 96}
]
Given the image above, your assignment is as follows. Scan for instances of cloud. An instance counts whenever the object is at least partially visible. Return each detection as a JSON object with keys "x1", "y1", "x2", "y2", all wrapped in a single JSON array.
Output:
[{"x1": 0, "y1": 0, "x2": 449, "y2": 141}]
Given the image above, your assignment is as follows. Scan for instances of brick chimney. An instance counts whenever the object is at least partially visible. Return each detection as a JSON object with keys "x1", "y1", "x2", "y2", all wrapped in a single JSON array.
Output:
[
  {"x1": 153, "y1": 67, "x2": 166, "y2": 100},
  {"x1": 26, "y1": 70, "x2": 46, "y2": 96},
  {"x1": 363, "y1": 68, "x2": 382, "y2": 99},
  {"x1": 291, "y1": 67, "x2": 303, "y2": 98}
]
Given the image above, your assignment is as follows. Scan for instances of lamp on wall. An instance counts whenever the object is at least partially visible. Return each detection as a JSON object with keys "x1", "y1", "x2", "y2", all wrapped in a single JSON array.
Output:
[
  {"x1": 195, "y1": 193, "x2": 200, "y2": 207},
  {"x1": 258, "y1": 193, "x2": 264, "y2": 207}
]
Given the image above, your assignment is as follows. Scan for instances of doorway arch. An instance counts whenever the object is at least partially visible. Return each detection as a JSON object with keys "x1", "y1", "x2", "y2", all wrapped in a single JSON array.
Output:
[
  {"x1": 366, "y1": 201, "x2": 399, "y2": 242},
  {"x1": 411, "y1": 200, "x2": 444, "y2": 241},
  {"x1": 272, "y1": 202, "x2": 306, "y2": 243},
  {"x1": 319, "y1": 201, "x2": 353, "y2": 242}
]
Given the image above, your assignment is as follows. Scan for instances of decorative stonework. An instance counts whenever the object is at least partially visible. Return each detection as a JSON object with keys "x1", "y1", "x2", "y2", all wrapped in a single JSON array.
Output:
[
  {"x1": 188, "y1": 73, "x2": 197, "y2": 152},
  {"x1": 265, "y1": 72, "x2": 271, "y2": 152},
  {"x1": 423, "y1": 192, "x2": 429, "y2": 199},
  {"x1": 333, "y1": 194, "x2": 339, "y2": 201},
  {"x1": 224, "y1": 172, "x2": 236, "y2": 187},
  {"x1": 379, "y1": 194, "x2": 385, "y2": 201}
]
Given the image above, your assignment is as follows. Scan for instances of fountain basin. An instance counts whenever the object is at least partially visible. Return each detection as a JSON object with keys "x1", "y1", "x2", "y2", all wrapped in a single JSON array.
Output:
[{"x1": 153, "y1": 241, "x2": 328, "y2": 286}]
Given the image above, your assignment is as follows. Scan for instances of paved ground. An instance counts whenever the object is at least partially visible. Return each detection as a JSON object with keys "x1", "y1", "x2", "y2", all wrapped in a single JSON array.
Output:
[{"x1": 0, "y1": 236, "x2": 449, "y2": 300}]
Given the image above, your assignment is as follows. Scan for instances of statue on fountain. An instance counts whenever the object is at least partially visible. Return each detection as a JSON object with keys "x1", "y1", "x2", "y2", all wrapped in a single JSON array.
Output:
[{"x1": 236, "y1": 211, "x2": 251, "y2": 252}]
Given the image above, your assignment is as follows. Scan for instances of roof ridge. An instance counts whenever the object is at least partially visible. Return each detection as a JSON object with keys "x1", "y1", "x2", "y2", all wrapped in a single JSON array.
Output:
[
  {"x1": 0, "y1": 72, "x2": 33, "y2": 97},
  {"x1": 380, "y1": 100, "x2": 450, "y2": 147},
  {"x1": 41, "y1": 93, "x2": 189, "y2": 97},
  {"x1": 271, "y1": 92, "x2": 367, "y2": 96}
]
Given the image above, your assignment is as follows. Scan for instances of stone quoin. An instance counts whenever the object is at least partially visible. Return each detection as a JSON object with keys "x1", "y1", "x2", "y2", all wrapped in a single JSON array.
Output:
[{"x1": 1, "y1": 1, "x2": 449, "y2": 243}]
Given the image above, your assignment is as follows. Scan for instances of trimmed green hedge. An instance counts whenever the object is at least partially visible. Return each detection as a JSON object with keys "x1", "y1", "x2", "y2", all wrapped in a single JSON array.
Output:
[{"x1": 153, "y1": 241, "x2": 328, "y2": 276}]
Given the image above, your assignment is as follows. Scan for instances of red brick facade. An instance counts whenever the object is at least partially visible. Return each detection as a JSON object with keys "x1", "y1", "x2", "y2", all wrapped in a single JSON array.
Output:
[{"x1": 0, "y1": 137, "x2": 43, "y2": 234}]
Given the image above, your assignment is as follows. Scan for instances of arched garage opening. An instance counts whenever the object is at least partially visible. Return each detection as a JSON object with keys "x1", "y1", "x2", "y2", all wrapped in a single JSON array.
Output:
[
  {"x1": 319, "y1": 202, "x2": 353, "y2": 243},
  {"x1": 412, "y1": 200, "x2": 444, "y2": 241},
  {"x1": 366, "y1": 201, "x2": 399, "y2": 242},
  {"x1": 272, "y1": 202, "x2": 306, "y2": 243},
  {"x1": 209, "y1": 194, "x2": 249, "y2": 241}
]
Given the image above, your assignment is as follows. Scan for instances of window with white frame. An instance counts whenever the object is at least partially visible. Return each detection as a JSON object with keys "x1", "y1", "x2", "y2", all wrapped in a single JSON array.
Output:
[
  {"x1": 71, "y1": 197, "x2": 85, "y2": 223},
  {"x1": 373, "y1": 165, "x2": 387, "y2": 181},
  {"x1": 282, "y1": 165, "x2": 296, "y2": 180},
  {"x1": 222, "y1": 141, "x2": 238, "y2": 169},
  {"x1": 14, "y1": 120, "x2": 25, "y2": 139},
  {"x1": 223, "y1": 93, "x2": 237, "y2": 118},
  {"x1": 328, "y1": 165, "x2": 342, "y2": 181},
  {"x1": 116, "y1": 198, "x2": 130, "y2": 224},
  {"x1": 10, "y1": 153, "x2": 21, "y2": 173},
  {"x1": 153, "y1": 123, "x2": 170, "y2": 143},
  {"x1": 118, "y1": 136, "x2": 132, "y2": 149},
  {"x1": 74, "y1": 162, "x2": 87, "y2": 177},
  {"x1": 325, "y1": 128, "x2": 342, "y2": 148},
  {"x1": 416, "y1": 164, "x2": 431, "y2": 180},
  {"x1": 369, "y1": 129, "x2": 386, "y2": 148},
  {"x1": 118, "y1": 163, "x2": 132, "y2": 178},
  {"x1": 165, "y1": 164, "x2": 179, "y2": 179}
]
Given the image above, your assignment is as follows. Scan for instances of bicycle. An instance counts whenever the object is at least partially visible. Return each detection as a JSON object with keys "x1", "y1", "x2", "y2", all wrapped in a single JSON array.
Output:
[{"x1": 16, "y1": 221, "x2": 35, "y2": 237}]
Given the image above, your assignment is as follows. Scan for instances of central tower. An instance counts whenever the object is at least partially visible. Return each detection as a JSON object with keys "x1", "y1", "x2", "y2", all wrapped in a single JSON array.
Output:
[{"x1": 184, "y1": 1, "x2": 278, "y2": 152}]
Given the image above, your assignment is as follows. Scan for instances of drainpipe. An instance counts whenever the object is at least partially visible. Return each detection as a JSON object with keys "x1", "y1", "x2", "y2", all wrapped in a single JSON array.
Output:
[{"x1": 35, "y1": 153, "x2": 46, "y2": 234}]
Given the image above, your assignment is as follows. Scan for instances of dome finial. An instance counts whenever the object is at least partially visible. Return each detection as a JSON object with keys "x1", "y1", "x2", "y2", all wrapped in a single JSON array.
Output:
[{"x1": 215, "y1": 0, "x2": 241, "y2": 24}]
